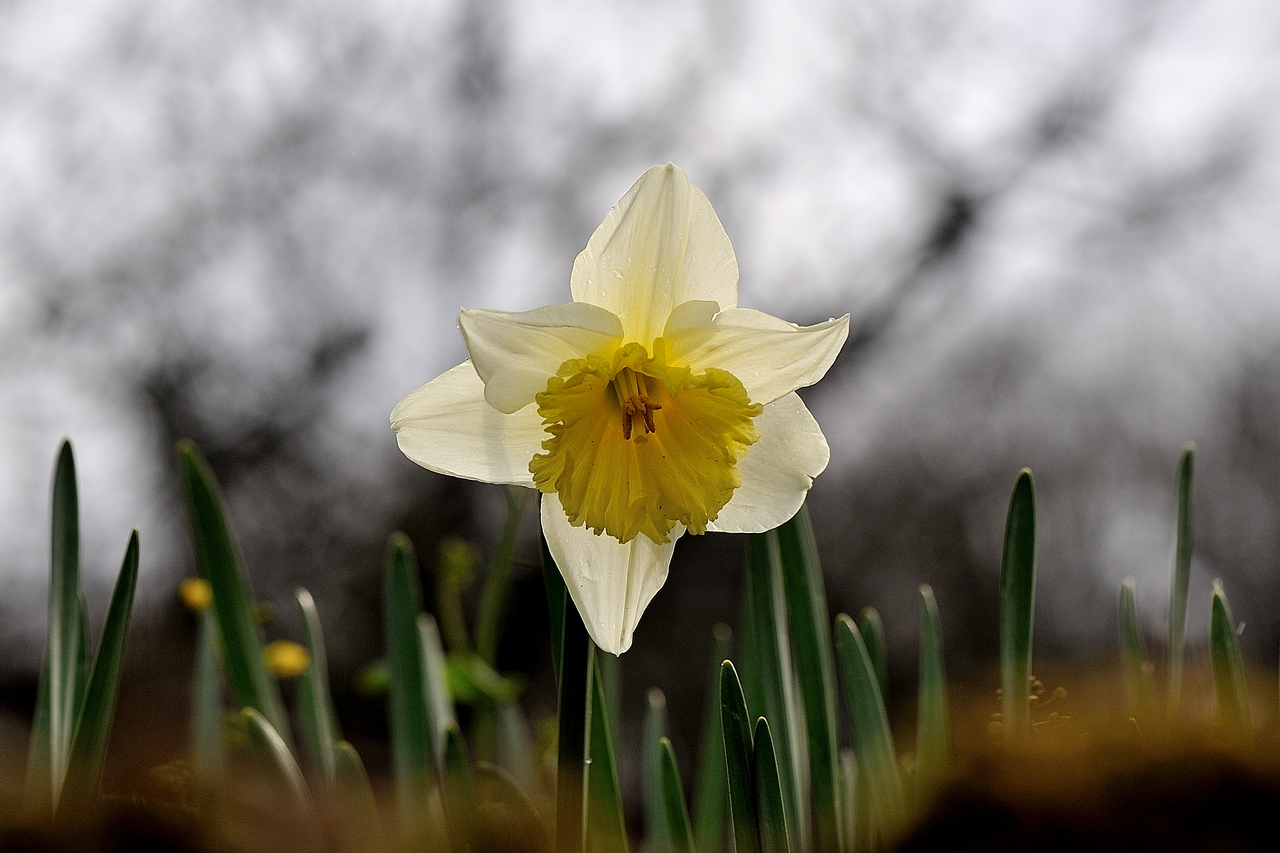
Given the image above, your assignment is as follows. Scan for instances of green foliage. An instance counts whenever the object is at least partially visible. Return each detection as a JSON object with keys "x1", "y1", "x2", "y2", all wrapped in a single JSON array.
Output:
[
  {"x1": 26, "y1": 441, "x2": 83, "y2": 813},
  {"x1": 1118, "y1": 578, "x2": 1157, "y2": 729},
  {"x1": 178, "y1": 440, "x2": 290, "y2": 746},
  {"x1": 915, "y1": 584, "x2": 950, "y2": 799},
  {"x1": 835, "y1": 614, "x2": 906, "y2": 840},
  {"x1": 693, "y1": 624, "x2": 733, "y2": 853},
  {"x1": 383, "y1": 532, "x2": 436, "y2": 828},
  {"x1": 999, "y1": 469, "x2": 1037, "y2": 739},
  {"x1": 60, "y1": 531, "x2": 139, "y2": 812},
  {"x1": 1169, "y1": 443, "x2": 1195, "y2": 716},
  {"x1": 1209, "y1": 582, "x2": 1250, "y2": 733},
  {"x1": 773, "y1": 509, "x2": 843, "y2": 853},
  {"x1": 295, "y1": 588, "x2": 340, "y2": 789},
  {"x1": 658, "y1": 738, "x2": 696, "y2": 853},
  {"x1": 720, "y1": 661, "x2": 760, "y2": 853}
]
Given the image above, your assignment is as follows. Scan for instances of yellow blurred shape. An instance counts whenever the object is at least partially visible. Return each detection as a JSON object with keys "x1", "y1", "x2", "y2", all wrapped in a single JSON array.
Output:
[
  {"x1": 179, "y1": 577, "x2": 213, "y2": 613},
  {"x1": 264, "y1": 640, "x2": 311, "y2": 679}
]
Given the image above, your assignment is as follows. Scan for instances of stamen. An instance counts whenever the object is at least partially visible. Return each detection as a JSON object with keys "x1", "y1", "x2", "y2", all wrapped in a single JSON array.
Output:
[{"x1": 612, "y1": 368, "x2": 662, "y2": 441}]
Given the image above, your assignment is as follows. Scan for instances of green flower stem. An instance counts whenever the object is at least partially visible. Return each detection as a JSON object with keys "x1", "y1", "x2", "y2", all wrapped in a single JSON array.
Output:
[{"x1": 476, "y1": 487, "x2": 530, "y2": 666}]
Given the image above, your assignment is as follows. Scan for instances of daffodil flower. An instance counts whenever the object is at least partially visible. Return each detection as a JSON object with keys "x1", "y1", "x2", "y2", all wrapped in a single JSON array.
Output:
[{"x1": 392, "y1": 164, "x2": 849, "y2": 654}]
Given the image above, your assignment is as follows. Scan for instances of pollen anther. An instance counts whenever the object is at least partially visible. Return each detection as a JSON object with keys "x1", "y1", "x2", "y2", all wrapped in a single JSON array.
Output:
[{"x1": 612, "y1": 367, "x2": 661, "y2": 440}]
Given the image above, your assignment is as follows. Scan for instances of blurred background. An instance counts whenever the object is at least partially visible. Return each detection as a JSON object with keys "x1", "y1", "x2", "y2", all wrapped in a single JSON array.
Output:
[{"x1": 3, "y1": 0, "x2": 1280, "y2": 804}]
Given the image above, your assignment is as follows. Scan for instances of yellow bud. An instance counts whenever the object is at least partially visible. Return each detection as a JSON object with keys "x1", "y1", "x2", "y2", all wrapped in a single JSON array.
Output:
[
  {"x1": 179, "y1": 577, "x2": 213, "y2": 613},
  {"x1": 264, "y1": 640, "x2": 311, "y2": 679}
]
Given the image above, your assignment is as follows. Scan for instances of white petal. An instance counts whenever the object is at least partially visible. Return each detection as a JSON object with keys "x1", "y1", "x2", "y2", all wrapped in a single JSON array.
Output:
[
  {"x1": 391, "y1": 361, "x2": 544, "y2": 486},
  {"x1": 571, "y1": 164, "x2": 738, "y2": 346},
  {"x1": 708, "y1": 393, "x2": 830, "y2": 534},
  {"x1": 666, "y1": 308, "x2": 850, "y2": 406},
  {"x1": 459, "y1": 303, "x2": 623, "y2": 414},
  {"x1": 541, "y1": 492, "x2": 681, "y2": 655}
]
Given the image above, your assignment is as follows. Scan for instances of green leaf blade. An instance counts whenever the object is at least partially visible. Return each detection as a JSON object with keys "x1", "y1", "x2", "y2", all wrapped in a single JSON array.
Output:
[
  {"x1": 719, "y1": 661, "x2": 759, "y2": 853},
  {"x1": 915, "y1": 584, "x2": 950, "y2": 798},
  {"x1": 333, "y1": 740, "x2": 386, "y2": 853},
  {"x1": 1169, "y1": 443, "x2": 1195, "y2": 717},
  {"x1": 242, "y1": 707, "x2": 313, "y2": 823},
  {"x1": 834, "y1": 614, "x2": 905, "y2": 839},
  {"x1": 1209, "y1": 582, "x2": 1250, "y2": 733},
  {"x1": 61, "y1": 530, "x2": 140, "y2": 810},
  {"x1": 178, "y1": 440, "x2": 290, "y2": 745},
  {"x1": 646, "y1": 688, "x2": 673, "y2": 853},
  {"x1": 693, "y1": 625, "x2": 732, "y2": 853},
  {"x1": 383, "y1": 532, "x2": 434, "y2": 823},
  {"x1": 27, "y1": 440, "x2": 83, "y2": 813},
  {"x1": 999, "y1": 468, "x2": 1036, "y2": 739},
  {"x1": 659, "y1": 738, "x2": 696, "y2": 853},
  {"x1": 1118, "y1": 578, "x2": 1156, "y2": 728},
  {"x1": 773, "y1": 508, "x2": 842, "y2": 853},
  {"x1": 744, "y1": 532, "x2": 803, "y2": 853},
  {"x1": 295, "y1": 588, "x2": 341, "y2": 789},
  {"x1": 753, "y1": 718, "x2": 791, "y2": 853}
]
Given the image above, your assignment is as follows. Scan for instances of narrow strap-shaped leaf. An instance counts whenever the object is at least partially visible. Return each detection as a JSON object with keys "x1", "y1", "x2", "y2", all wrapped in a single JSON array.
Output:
[
  {"x1": 753, "y1": 718, "x2": 790, "y2": 853},
  {"x1": 333, "y1": 740, "x2": 386, "y2": 853},
  {"x1": 25, "y1": 655, "x2": 53, "y2": 814},
  {"x1": 192, "y1": 609, "x2": 223, "y2": 791},
  {"x1": 383, "y1": 533, "x2": 434, "y2": 829},
  {"x1": 744, "y1": 533, "x2": 803, "y2": 853},
  {"x1": 693, "y1": 625, "x2": 732, "y2": 853},
  {"x1": 495, "y1": 701, "x2": 537, "y2": 795},
  {"x1": 295, "y1": 588, "x2": 340, "y2": 788},
  {"x1": 1118, "y1": 578, "x2": 1156, "y2": 728},
  {"x1": 835, "y1": 614, "x2": 906, "y2": 839},
  {"x1": 774, "y1": 507, "x2": 842, "y2": 853},
  {"x1": 73, "y1": 593, "x2": 89, "y2": 753},
  {"x1": 1209, "y1": 582, "x2": 1250, "y2": 733},
  {"x1": 178, "y1": 440, "x2": 290, "y2": 746},
  {"x1": 915, "y1": 584, "x2": 950, "y2": 798},
  {"x1": 242, "y1": 707, "x2": 313, "y2": 824},
  {"x1": 443, "y1": 724, "x2": 476, "y2": 852},
  {"x1": 839, "y1": 749, "x2": 868, "y2": 853},
  {"x1": 858, "y1": 607, "x2": 887, "y2": 696},
  {"x1": 476, "y1": 487, "x2": 529, "y2": 665},
  {"x1": 645, "y1": 688, "x2": 673, "y2": 853},
  {"x1": 554, "y1": 553, "x2": 591, "y2": 853},
  {"x1": 586, "y1": 649, "x2": 629, "y2": 853},
  {"x1": 477, "y1": 762, "x2": 553, "y2": 853},
  {"x1": 27, "y1": 440, "x2": 82, "y2": 813},
  {"x1": 1168, "y1": 443, "x2": 1194, "y2": 716},
  {"x1": 61, "y1": 530, "x2": 140, "y2": 811},
  {"x1": 999, "y1": 469, "x2": 1036, "y2": 739},
  {"x1": 719, "y1": 661, "x2": 759, "y2": 853},
  {"x1": 420, "y1": 613, "x2": 457, "y2": 769},
  {"x1": 659, "y1": 738, "x2": 695, "y2": 853}
]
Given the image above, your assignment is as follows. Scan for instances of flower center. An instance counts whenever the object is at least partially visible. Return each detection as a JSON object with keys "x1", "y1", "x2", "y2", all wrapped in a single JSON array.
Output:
[
  {"x1": 529, "y1": 341, "x2": 763, "y2": 544},
  {"x1": 611, "y1": 367, "x2": 661, "y2": 440}
]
